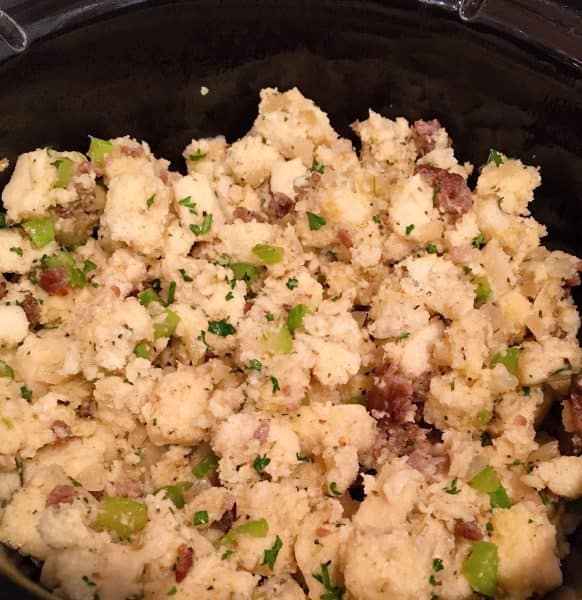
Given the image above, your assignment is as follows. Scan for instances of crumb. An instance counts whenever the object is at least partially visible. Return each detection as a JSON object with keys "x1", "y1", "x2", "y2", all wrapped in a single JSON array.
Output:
[{"x1": 200, "y1": 86, "x2": 209, "y2": 96}]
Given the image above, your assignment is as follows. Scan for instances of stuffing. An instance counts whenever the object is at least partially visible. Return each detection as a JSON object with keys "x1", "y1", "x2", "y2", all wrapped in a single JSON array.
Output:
[{"x1": 0, "y1": 88, "x2": 579, "y2": 600}]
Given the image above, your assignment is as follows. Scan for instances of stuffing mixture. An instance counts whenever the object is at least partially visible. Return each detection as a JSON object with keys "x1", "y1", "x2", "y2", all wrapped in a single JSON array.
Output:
[{"x1": 0, "y1": 88, "x2": 581, "y2": 600}]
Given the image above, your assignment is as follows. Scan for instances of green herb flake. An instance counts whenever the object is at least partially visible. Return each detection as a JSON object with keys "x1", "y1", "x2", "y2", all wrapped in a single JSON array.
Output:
[
  {"x1": 188, "y1": 149, "x2": 207, "y2": 162},
  {"x1": 426, "y1": 243, "x2": 438, "y2": 254},
  {"x1": 399, "y1": 331, "x2": 410, "y2": 340},
  {"x1": 329, "y1": 482, "x2": 341, "y2": 496},
  {"x1": 167, "y1": 586, "x2": 177, "y2": 596},
  {"x1": 165, "y1": 281, "x2": 177, "y2": 306},
  {"x1": 208, "y1": 319, "x2": 236, "y2": 337},
  {"x1": 225, "y1": 291, "x2": 234, "y2": 301},
  {"x1": 221, "y1": 550, "x2": 234, "y2": 560},
  {"x1": 10, "y1": 246, "x2": 23, "y2": 256},
  {"x1": 270, "y1": 376, "x2": 280, "y2": 393},
  {"x1": 265, "y1": 313, "x2": 275, "y2": 322},
  {"x1": 179, "y1": 268, "x2": 193, "y2": 282},
  {"x1": 253, "y1": 454, "x2": 271, "y2": 475},
  {"x1": 472, "y1": 232, "x2": 487, "y2": 249},
  {"x1": 146, "y1": 194, "x2": 156, "y2": 208},
  {"x1": 20, "y1": 385, "x2": 32, "y2": 402},
  {"x1": 138, "y1": 288, "x2": 162, "y2": 307},
  {"x1": 522, "y1": 386, "x2": 531, "y2": 396},
  {"x1": 486, "y1": 149, "x2": 504, "y2": 167},
  {"x1": 0, "y1": 213, "x2": 6, "y2": 228},
  {"x1": 312, "y1": 562, "x2": 344, "y2": 600},
  {"x1": 311, "y1": 158, "x2": 325, "y2": 174},
  {"x1": 372, "y1": 214, "x2": 381, "y2": 224},
  {"x1": 178, "y1": 196, "x2": 198, "y2": 214},
  {"x1": 490, "y1": 347, "x2": 522, "y2": 375},
  {"x1": 262, "y1": 535, "x2": 283, "y2": 570},
  {"x1": 193, "y1": 510, "x2": 209, "y2": 525},
  {"x1": 306, "y1": 211, "x2": 326, "y2": 231},
  {"x1": 286, "y1": 277, "x2": 299, "y2": 290},
  {"x1": 246, "y1": 359, "x2": 262, "y2": 372},
  {"x1": 68, "y1": 476, "x2": 82, "y2": 488},
  {"x1": 161, "y1": 482, "x2": 192, "y2": 509},
  {"x1": 190, "y1": 214, "x2": 213, "y2": 236},
  {"x1": 405, "y1": 224, "x2": 415, "y2": 236},
  {"x1": 82, "y1": 575, "x2": 96, "y2": 587},
  {"x1": 433, "y1": 558, "x2": 444, "y2": 572},
  {"x1": 444, "y1": 478, "x2": 460, "y2": 495},
  {"x1": 83, "y1": 260, "x2": 97, "y2": 274},
  {"x1": 1, "y1": 417, "x2": 14, "y2": 430},
  {"x1": 230, "y1": 262, "x2": 258, "y2": 283}
]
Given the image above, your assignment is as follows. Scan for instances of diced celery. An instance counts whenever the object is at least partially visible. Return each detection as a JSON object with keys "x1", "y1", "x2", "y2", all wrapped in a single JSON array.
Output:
[
  {"x1": 52, "y1": 157, "x2": 74, "y2": 188},
  {"x1": 264, "y1": 325, "x2": 293, "y2": 354},
  {"x1": 252, "y1": 244, "x2": 284, "y2": 265},
  {"x1": 88, "y1": 136, "x2": 113, "y2": 166},
  {"x1": 462, "y1": 541, "x2": 499, "y2": 597},
  {"x1": 287, "y1": 304, "x2": 310, "y2": 334},
  {"x1": 138, "y1": 288, "x2": 162, "y2": 307},
  {"x1": 230, "y1": 262, "x2": 258, "y2": 282},
  {"x1": 218, "y1": 518, "x2": 268, "y2": 546},
  {"x1": 471, "y1": 466, "x2": 500, "y2": 494},
  {"x1": 490, "y1": 347, "x2": 522, "y2": 375},
  {"x1": 0, "y1": 361, "x2": 14, "y2": 379},
  {"x1": 22, "y1": 218, "x2": 55, "y2": 248},
  {"x1": 192, "y1": 452, "x2": 219, "y2": 478},
  {"x1": 133, "y1": 342, "x2": 151, "y2": 360},
  {"x1": 96, "y1": 496, "x2": 148, "y2": 539},
  {"x1": 154, "y1": 310, "x2": 180, "y2": 339},
  {"x1": 160, "y1": 482, "x2": 192, "y2": 509}
]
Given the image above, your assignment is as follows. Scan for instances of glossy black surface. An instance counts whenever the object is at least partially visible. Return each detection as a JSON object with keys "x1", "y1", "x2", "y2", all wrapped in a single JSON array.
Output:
[{"x1": 0, "y1": 1, "x2": 581, "y2": 597}]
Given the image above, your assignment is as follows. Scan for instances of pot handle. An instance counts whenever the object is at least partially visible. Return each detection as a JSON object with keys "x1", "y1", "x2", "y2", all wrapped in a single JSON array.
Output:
[
  {"x1": 421, "y1": 0, "x2": 582, "y2": 69},
  {"x1": 0, "y1": 0, "x2": 149, "y2": 59}
]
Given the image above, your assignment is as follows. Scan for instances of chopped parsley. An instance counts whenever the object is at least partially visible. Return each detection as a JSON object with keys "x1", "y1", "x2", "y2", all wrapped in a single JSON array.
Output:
[
  {"x1": 10, "y1": 246, "x2": 23, "y2": 256},
  {"x1": 146, "y1": 193, "x2": 155, "y2": 208},
  {"x1": 444, "y1": 478, "x2": 460, "y2": 495},
  {"x1": 0, "y1": 212, "x2": 6, "y2": 228},
  {"x1": 20, "y1": 385, "x2": 32, "y2": 402},
  {"x1": 246, "y1": 359, "x2": 262, "y2": 372},
  {"x1": 83, "y1": 259, "x2": 97, "y2": 274},
  {"x1": 399, "y1": 331, "x2": 410, "y2": 340},
  {"x1": 165, "y1": 281, "x2": 176, "y2": 306},
  {"x1": 329, "y1": 482, "x2": 341, "y2": 496},
  {"x1": 167, "y1": 586, "x2": 177, "y2": 596},
  {"x1": 253, "y1": 454, "x2": 271, "y2": 475},
  {"x1": 405, "y1": 224, "x2": 415, "y2": 236},
  {"x1": 522, "y1": 386, "x2": 531, "y2": 396},
  {"x1": 68, "y1": 476, "x2": 82, "y2": 488},
  {"x1": 286, "y1": 277, "x2": 299, "y2": 290},
  {"x1": 225, "y1": 291, "x2": 234, "y2": 301},
  {"x1": 208, "y1": 319, "x2": 236, "y2": 336},
  {"x1": 193, "y1": 510, "x2": 209, "y2": 525},
  {"x1": 188, "y1": 148, "x2": 207, "y2": 161},
  {"x1": 312, "y1": 562, "x2": 344, "y2": 600},
  {"x1": 179, "y1": 268, "x2": 193, "y2": 282},
  {"x1": 472, "y1": 232, "x2": 486, "y2": 249},
  {"x1": 178, "y1": 196, "x2": 198, "y2": 214},
  {"x1": 433, "y1": 558, "x2": 444, "y2": 572},
  {"x1": 372, "y1": 214, "x2": 381, "y2": 224},
  {"x1": 311, "y1": 158, "x2": 325, "y2": 174},
  {"x1": 82, "y1": 575, "x2": 96, "y2": 587},
  {"x1": 306, "y1": 211, "x2": 326, "y2": 231},
  {"x1": 265, "y1": 313, "x2": 275, "y2": 322},
  {"x1": 270, "y1": 376, "x2": 280, "y2": 393},
  {"x1": 486, "y1": 149, "x2": 503, "y2": 167},
  {"x1": 190, "y1": 213, "x2": 213, "y2": 236},
  {"x1": 426, "y1": 243, "x2": 438, "y2": 254},
  {"x1": 221, "y1": 550, "x2": 234, "y2": 560},
  {"x1": 262, "y1": 535, "x2": 283, "y2": 570}
]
